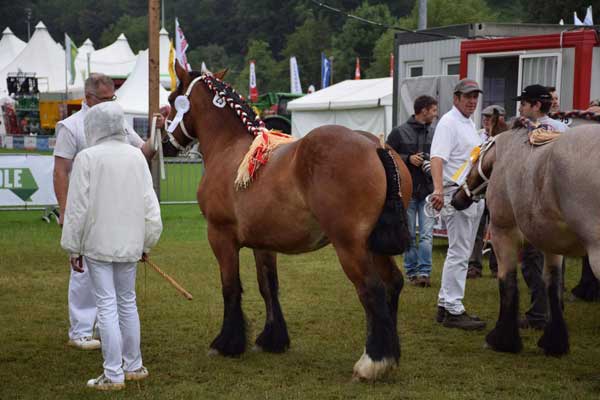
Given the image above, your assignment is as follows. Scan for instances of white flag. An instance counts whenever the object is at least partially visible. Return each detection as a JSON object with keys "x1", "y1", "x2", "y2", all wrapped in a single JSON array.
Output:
[
  {"x1": 289, "y1": 56, "x2": 302, "y2": 94},
  {"x1": 574, "y1": 11, "x2": 584, "y2": 26},
  {"x1": 65, "y1": 34, "x2": 78, "y2": 85},
  {"x1": 249, "y1": 60, "x2": 258, "y2": 102},
  {"x1": 175, "y1": 18, "x2": 189, "y2": 70},
  {"x1": 583, "y1": 6, "x2": 594, "y2": 26}
]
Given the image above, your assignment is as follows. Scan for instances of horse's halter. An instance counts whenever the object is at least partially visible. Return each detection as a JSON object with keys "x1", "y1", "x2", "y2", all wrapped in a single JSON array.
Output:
[
  {"x1": 164, "y1": 76, "x2": 205, "y2": 151},
  {"x1": 460, "y1": 136, "x2": 496, "y2": 201}
]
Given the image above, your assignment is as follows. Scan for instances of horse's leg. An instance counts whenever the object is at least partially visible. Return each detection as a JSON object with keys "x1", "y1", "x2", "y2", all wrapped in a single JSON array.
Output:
[
  {"x1": 334, "y1": 246, "x2": 397, "y2": 381},
  {"x1": 485, "y1": 226, "x2": 523, "y2": 353},
  {"x1": 537, "y1": 253, "x2": 569, "y2": 356},
  {"x1": 207, "y1": 228, "x2": 246, "y2": 356},
  {"x1": 371, "y1": 254, "x2": 404, "y2": 359},
  {"x1": 253, "y1": 249, "x2": 290, "y2": 353}
]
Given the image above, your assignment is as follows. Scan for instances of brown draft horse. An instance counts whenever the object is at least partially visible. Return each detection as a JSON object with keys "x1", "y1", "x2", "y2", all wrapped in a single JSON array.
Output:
[
  {"x1": 451, "y1": 116, "x2": 600, "y2": 356},
  {"x1": 162, "y1": 62, "x2": 412, "y2": 380}
]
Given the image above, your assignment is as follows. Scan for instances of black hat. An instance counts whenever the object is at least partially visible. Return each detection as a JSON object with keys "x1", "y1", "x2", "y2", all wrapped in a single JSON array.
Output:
[{"x1": 514, "y1": 85, "x2": 551, "y2": 101}]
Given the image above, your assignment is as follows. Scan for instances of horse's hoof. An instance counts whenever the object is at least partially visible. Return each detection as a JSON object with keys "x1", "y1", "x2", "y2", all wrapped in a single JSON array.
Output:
[
  {"x1": 352, "y1": 351, "x2": 396, "y2": 382},
  {"x1": 207, "y1": 348, "x2": 220, "y2": 357},
  {"x1": 252, "y1": 345, "x2": 263, "y2": 352}
]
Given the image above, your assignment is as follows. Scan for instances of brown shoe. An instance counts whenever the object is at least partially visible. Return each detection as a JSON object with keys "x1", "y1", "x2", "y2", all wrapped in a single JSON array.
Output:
[
  {"x1": 419, "y1": 276, "x2": 431, "y2": 287},
  {"x1": 408, "y1": 276, "x2": 421, "y2": 286},
  {"x1": 436, "y1": 306, "x2": 447, "y2": 323},
  {"x1": 443, "y1": 312, "x2": 486, "y2": 330}
]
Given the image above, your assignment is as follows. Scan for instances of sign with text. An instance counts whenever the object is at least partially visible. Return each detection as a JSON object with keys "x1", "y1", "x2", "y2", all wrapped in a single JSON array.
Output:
[{"x1": 0, "y1": 155, "x2": 57, "y2": 206}]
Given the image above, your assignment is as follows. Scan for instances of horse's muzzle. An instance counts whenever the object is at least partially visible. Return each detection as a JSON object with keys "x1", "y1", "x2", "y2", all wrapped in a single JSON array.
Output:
[{"x1": 450, "y1": 190, "x2": 473, "y2": 211}]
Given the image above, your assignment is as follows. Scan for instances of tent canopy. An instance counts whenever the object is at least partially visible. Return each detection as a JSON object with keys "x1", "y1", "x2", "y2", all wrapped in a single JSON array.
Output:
[
  {"x1": 86, "y1": 33, "x2": 137, "y2": 78},
  {"x1": 115, "y1": 49, "x2": 170, "y2": 118},
  {"x1": 0, "y1": 21, "x2": 84, "y2": 96},
  {"x1": 0, "y1": 27, "x2": 26, "y2": 71},
  {"x1": 287, "y1": 78, "x2": 393, "y2": 137}
]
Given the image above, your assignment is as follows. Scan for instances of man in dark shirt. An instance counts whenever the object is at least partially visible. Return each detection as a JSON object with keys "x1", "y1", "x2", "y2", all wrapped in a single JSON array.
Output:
[{"x1": 387, "y1": 95, "x2": 438, "y2": 287}]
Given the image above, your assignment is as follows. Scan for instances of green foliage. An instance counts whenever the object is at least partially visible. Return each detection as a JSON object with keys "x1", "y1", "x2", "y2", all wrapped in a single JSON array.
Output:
[
  {"x1": 281, "y1": 14, "x2": 333, "y2": 90},
  {"x1": 402, "y1": 0, "x2": 498, "y2": 29},
  {"x1": 332, "y1": 1, "x2": 396, "y2": 81},
  {"x1": 367, "y1": 29, "x2": 395, "y2": 78},
  {"x1": 99, "y1": 15, "x2": 148, "y2": 53},
  {"x1": 187, "y1": 44, "x2": 240, "y2": 75},
  {"x1": 234, "y1": 40, "x2": 286, "y2": 95},
  {"x1": 524, "y1": 1, "x2": 599, "y2": 24}
]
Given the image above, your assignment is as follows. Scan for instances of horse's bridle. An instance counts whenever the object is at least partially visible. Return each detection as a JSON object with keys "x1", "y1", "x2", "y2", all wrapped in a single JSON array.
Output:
[
  {"x1": 460, "y1": 136, "x2": 496, "y2": 201},
  {"x1": 164, "y1": 76, "x2": 205, "y2": 151}
]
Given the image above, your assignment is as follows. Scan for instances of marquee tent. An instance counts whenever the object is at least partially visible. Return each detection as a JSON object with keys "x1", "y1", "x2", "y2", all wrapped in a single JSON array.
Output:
[
  {"x1": 0, "y1": 27, "x2": 26, "y2": 71},
  {"x1": 287, "y1": 78, "x2": 393, "y2": 138},
  {"x1": 0, "y1": 21, "x2": 84, "y2": 96},
  {"x1": 116, "y1": 49, "x2": 170, "y2": 127},
  {"x1": 73, "y1": 38, "x2": 95, "y2": 81},
  {"x1": 86, "y1": 33, "x2": 137, "y2": 79},
  {"x1": 159, "y1": 28, "x2": 172, "y2": 89}
]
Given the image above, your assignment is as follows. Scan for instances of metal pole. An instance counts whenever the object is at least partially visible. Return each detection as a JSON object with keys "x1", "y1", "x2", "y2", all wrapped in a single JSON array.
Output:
[
  {"x1": 25, "y1": 8, "x2": 32, "y2": 40},
  {"x1": 149, "y1": 0, "x2": 161, "y2": 196},
  {"x1": 418, "y1": 0, "x2": 427, "y2": 30}
]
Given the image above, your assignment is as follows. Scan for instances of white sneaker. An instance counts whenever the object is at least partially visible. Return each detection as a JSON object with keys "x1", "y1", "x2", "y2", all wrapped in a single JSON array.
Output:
[
  {"x1": 86, "y1": 374, "x2": 125, "y2": 391},
  {"x1": 125, "y1": 366, "x2": 149, "y2": 381},
  {"x1": 68, "y1": 336, "x2": 101, "y2": 350}
]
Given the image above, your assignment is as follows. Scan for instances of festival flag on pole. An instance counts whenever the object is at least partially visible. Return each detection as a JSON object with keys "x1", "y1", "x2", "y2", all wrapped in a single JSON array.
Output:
[
  {"x1": 249, "y1": 60, "x2": 258, "y2": 102},
  {"x1": 168, "y1": 39, "x2": 177, "y2": 89},
  {"x1": 321, "y1": 53, "x2": 331, "y2": 89},
  {"x1": 389, "y1": 53, "x2": 394, "y2": 77},
  {"x1": 354, "y1": 57, "x2": 361, "y2": 80},
  {"x1": 583, "y1": 6, "x2": 594, "y2": 26},
  {"x1": 290, "y1": 56, "x2": 302, "y2": 94},
  {"x1": 65, "y1": 34, "x2": 78, "y2": 85},
  {"x1": 175, "y1": 18, "x2": 189, "y2": 70}
]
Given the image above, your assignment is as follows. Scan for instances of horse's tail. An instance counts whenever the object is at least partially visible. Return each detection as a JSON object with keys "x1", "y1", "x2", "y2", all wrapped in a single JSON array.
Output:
[{"x1": 368, "y1": 148, "x2": 410, "y2": 255}]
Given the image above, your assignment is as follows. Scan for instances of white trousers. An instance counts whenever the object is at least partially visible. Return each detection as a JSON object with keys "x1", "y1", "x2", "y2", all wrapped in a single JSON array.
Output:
[
  {"x1": 68, "y1": 258, "x2": 97, "y2": 340},
  {"x1": 86, "y1": 257, "x2": 142, "y2": 383},
  {"x1": 437, "y1": 196, "x2": 484, "y2": 315}
]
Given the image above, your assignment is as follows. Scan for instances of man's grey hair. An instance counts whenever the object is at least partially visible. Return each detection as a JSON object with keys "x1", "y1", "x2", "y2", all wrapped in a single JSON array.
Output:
[{"x1": 84, "y1": 73, "x2": 115, "y2": 95}]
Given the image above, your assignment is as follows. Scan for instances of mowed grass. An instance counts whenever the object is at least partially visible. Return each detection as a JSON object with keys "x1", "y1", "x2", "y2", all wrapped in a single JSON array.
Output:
[{"x1": 0, "y1": 206, "x2": 599, "y2": 399}]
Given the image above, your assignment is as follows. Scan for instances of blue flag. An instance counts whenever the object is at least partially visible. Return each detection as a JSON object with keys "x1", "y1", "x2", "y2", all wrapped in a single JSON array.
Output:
[{"x1": 321, "y1": 53, "x2": 331, "y2": 89}]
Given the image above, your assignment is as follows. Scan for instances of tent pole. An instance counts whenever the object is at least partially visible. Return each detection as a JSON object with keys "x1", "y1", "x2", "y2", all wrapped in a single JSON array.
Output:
[{"x1": 149, "y1": 0, "x2": 161, "y2": 196}]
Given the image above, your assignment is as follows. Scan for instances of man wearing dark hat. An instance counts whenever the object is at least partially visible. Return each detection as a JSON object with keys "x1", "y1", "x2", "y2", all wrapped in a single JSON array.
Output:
[
  {"x1": 429, "y1": 79, "x2": 486, "y2": 330},
  {"x1": 516, "y1": 84, "x2": 567, "y2": 132}
]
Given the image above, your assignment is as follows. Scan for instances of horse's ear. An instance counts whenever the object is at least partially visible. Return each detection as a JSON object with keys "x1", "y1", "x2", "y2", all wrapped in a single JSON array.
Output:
[
  {"x1": 174, "y1": 59, "x2": 189, "y2": 84},
  {"x1": 213, "y1": 69, "x2": 228, "y2": 80}
]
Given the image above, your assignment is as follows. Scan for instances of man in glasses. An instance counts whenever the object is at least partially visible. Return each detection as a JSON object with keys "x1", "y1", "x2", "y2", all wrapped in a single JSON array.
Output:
[{"x1": 53, "y1": 73, "x2": 167, "y2": 350}]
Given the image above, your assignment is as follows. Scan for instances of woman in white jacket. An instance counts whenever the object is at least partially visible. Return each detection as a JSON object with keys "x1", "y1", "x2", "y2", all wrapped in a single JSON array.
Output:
[{"x1": 61, "y1": 101, "x2": 162, "y2": 391}]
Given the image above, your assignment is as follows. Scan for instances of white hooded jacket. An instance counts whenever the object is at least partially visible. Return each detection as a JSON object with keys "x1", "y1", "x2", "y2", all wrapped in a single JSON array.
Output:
[{"x1": 61, "y1": 102, "x2": 162, "y2": 262}]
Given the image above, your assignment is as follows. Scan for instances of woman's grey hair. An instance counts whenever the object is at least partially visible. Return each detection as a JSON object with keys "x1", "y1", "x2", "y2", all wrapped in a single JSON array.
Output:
[{"x1": 84, "y1": 73, "x2": 115, "y2": 95}]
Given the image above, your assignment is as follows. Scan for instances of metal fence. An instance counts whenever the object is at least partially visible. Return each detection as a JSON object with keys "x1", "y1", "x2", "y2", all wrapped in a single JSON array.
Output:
[{"x1": 159, "y1": 157, "x2": 203, "y2": 204}]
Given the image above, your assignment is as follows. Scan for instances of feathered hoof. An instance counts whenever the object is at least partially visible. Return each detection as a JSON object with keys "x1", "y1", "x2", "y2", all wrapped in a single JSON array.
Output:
[
  {"x1": 207, "y1": 348, "x2": 221, "y2": 357},
  {"x1": 352, "y1": 350, "x2": 396, "y2": 382}
]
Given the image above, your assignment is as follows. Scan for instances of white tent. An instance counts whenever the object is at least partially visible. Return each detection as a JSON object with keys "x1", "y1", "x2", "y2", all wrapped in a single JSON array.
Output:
[
  {"x1": 159, "y1": 28, "x2": 172, "y2": 89},
  {"x1": 0, "y1": 21, "x2": 84, "y2": 96},
  {"x1": 287, "y1": 78, "x2": 393, "y2": 138},
  {"x1": 0, "y1": 27, "x2": 26, "y2": 71},
  {"x1": 73, "y1": 38, "x2": 95, "y2": 81},
  {"x1": 116, "y1": 49, "x2": 170, "y2": 127},
  {"x1": 87, "y1": 33, "x2": 137, "y2": 79}
]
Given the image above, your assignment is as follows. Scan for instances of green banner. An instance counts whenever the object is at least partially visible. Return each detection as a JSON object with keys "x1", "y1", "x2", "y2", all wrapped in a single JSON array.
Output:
[{"x1": 0, "y1": 168, "x2": 38, "y2": 201}]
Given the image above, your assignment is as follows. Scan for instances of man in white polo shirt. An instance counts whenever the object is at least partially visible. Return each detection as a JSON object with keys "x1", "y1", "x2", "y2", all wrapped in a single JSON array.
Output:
[{"x1": 429, "y1": 79, "x2": 486, "y2": 330}]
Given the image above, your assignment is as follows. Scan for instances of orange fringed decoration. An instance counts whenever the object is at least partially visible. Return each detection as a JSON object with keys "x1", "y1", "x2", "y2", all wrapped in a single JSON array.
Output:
[{"x1": 235, "y1": 129, "x2": 296, "y2": 190}]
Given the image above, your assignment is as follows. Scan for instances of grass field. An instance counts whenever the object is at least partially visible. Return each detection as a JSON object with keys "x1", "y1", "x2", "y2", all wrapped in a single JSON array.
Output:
[{"x1": 0, "y1": 205, "x2": 599, "y2": 399}]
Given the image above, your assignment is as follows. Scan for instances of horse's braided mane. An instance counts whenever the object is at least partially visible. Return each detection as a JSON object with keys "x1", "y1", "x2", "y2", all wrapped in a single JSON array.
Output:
[
  {"x1": 184, "y1": 70, "x2": 265, "y2": 137},
  {"x1": 549, "y1": 110, "x2": 600, "y2": 122}
]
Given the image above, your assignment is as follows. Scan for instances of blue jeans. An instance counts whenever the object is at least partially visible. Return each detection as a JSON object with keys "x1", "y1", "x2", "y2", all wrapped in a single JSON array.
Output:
[{"x1": 404, "y1": 198, "x2": 434, "y2": 277}]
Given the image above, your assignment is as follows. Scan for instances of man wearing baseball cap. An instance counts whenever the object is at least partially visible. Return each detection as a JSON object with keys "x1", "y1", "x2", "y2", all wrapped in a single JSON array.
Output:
[
  {"x1": 429, "y1": 79, "x2": 486, "y2": 330},
  {"x1": 516, "y1": 84, "x2": 567, "y2": 132}
]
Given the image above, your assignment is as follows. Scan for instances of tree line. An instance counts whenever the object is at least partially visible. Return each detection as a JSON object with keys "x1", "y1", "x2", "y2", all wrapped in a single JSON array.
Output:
[{"x1": 1, "y1": 0, "x2": 597, "y2": 94}]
